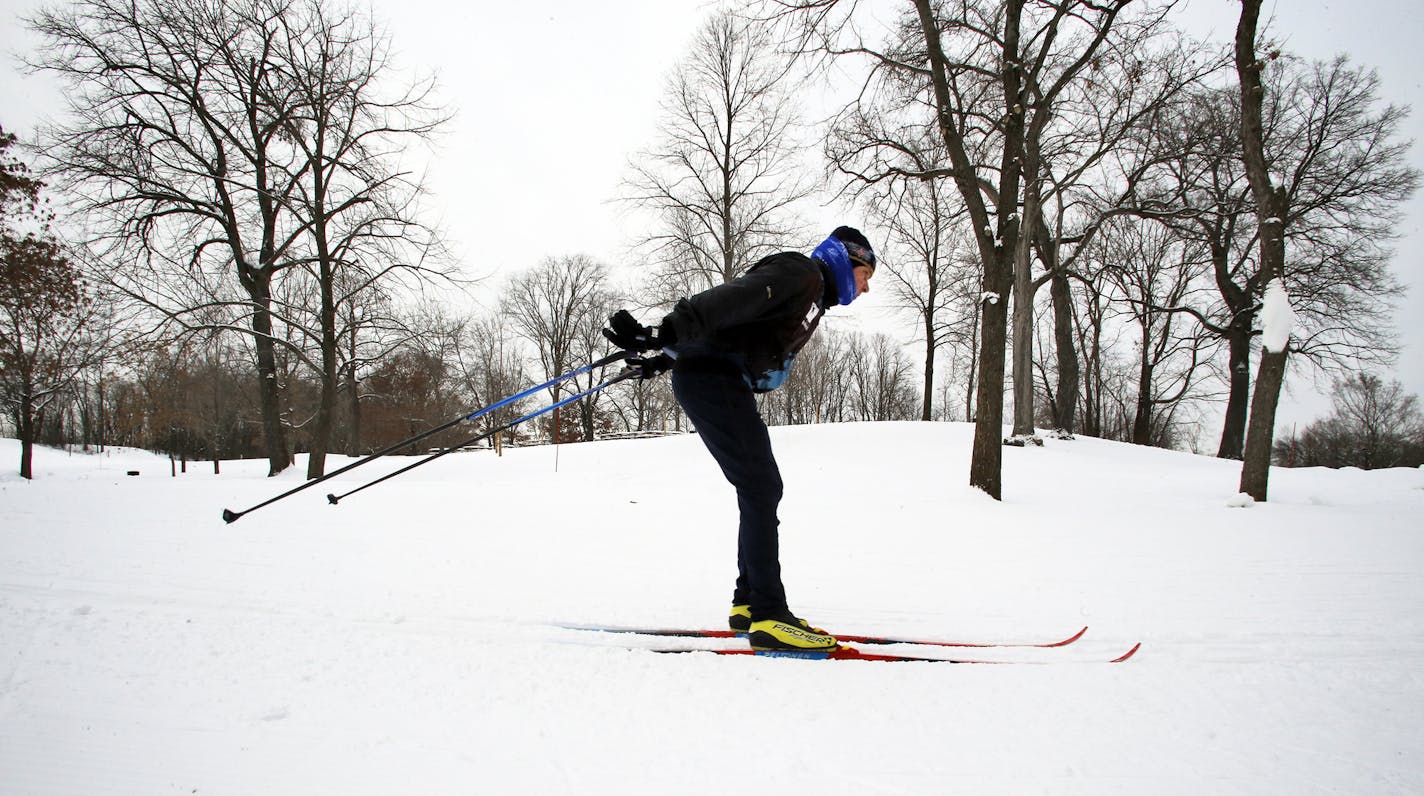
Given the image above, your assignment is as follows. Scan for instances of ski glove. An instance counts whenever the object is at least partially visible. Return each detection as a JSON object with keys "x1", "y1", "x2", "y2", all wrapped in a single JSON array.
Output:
[
  {"x1": 628, "y1": 353, "x2": 673, "y2": 380},
  {"x1": 603, "y1": 309, "x2": 664, "y2": 352}
]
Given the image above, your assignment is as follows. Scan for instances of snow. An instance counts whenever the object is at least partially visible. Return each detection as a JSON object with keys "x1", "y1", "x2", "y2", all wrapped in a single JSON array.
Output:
[
  {"x1": 1261, "y1": 277, "x2": 1296, "y2": 353},
  {"x1": 1226, "y1": 491, "x2": 1256, "y2": 508},
  {"x1": 981, "y1": 291, "x2": 1000, "y2": 305},
  {"x1": 2, "y1": 425, "x2": 1423, "y2": 794}
]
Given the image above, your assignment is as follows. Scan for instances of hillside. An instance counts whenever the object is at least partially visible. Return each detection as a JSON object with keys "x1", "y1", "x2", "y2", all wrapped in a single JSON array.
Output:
[{"x1": 1, "y1": 425, "x2": 1421, "y2": 794}]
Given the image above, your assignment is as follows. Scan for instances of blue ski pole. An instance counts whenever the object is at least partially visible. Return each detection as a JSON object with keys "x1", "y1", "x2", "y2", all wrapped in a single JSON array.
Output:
[
  {"x1": 221, "y1": 351, "x2": 629, "y2": 523},
  {"x1": 325, "y1": 366, "x2": 641, "y2": 506}
]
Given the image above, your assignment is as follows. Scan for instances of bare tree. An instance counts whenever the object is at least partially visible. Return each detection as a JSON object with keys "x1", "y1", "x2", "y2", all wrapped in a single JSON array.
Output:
[
  {"x1": 28, "y1": 0, "x2": 312, "y2": 474},
  {"x1": 1232, "y1": 0, "x2": 1290, "y2": 500},
  {"x1": 624, "y1": 10, "x2": 814, "y2": 298},
  {"x1": 1273, "y1": 374, "x2": 1424, "y2": 469},
  {"x1": 331, "y1": 273, "x2": 408, "y2": 455},
  {"x1": 1090, "y1": 217, "x2": 1214, "y2": 446},
  {"x1": 27, "y1": 0, "x2": 450, "y2": 477},
  {"x1": 1131, "y1": 83, "x2": 1259, "y2": 457},
  {"x1": 760, "y1": 328, "x2": 851, "y2": 425},
  {"x1": 270, "y1": 0, "x2": 450, "y2": 477},
  {"x1": 1070, "y1": 260, "x2": 1159, "y2": 443},
  {"x1": 846, "y1": 331, "x2": 920, "y2": 421},
  {"x1": 1232, "y1": 3, "x2": 1418, "y2": 499},
  {"x1": 1017, "y1": 23, "x2": 1219, "y2": 438},
  {"x1": 455, "y1": 314, "x2": 531, "y2": 444},
  {"x1": 774, "y1": 0, "x2": 1134, "y2": 498},
  {"x1": 0, "y1": 133, "x2": 107, "y2": 477},
  {"x1": 826, "y1": 113, "x2": 979, "y2": 421},
  {"x1": 1254, "y1": 57, "x2": 1415, "y2": 376},
  {"x1": 605, "y1": 371, "x2": 682, "y2": 435},
  {"x1": 1136, "y1": 53, "x2": 1415, "y2": 462},
  {"x1": 567, "y1": 285, "x2": 622, "y2": 442},
  {"x1": 879, "y1": 208, "x2": 980, "y2": 422},
  {"x1": 502, "y1": 255, "x2": 617, "y2": 443},
  {"x1": 357, "y1": 342, "x2": 462, "y2": 454}
]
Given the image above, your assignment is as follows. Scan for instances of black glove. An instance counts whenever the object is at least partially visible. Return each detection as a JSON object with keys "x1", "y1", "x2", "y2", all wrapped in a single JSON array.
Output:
[
  {"x1": 628, "y1": 352, "x2": 673, "y2": 380},
  {"x1": 603, "y1": 309, "x2": 661, "y2": 352}
]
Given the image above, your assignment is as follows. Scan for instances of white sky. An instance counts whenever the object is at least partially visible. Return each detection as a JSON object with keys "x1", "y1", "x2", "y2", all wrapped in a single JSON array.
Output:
[{"x1": 3, "y1": 0, "x2": 1421, "y2": 429}]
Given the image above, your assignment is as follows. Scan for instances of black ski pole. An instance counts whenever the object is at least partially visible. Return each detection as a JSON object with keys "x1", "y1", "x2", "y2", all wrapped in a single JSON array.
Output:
[
  {"x1": 326, "y1": 366, "x2": 641, "y2": 506},
  {"x1": 221, "y1": 351, "x2": 630, "y2": 523}
]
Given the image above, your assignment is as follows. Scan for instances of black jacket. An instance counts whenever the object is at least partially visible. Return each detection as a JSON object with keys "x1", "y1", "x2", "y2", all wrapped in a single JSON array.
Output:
[{"x1": 660, "y1": 252, "x2": 836, "y2": 392}]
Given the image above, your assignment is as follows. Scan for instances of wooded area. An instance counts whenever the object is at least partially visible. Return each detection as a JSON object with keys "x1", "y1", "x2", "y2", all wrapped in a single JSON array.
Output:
[{"x1": 2, "y1": 0, "x2": 1419, "y2": 495}]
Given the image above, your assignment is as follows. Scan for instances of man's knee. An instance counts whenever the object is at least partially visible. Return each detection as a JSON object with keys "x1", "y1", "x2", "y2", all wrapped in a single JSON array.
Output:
[{"x1": 737, "y1": 471, "x2": 783, "y2": 506}]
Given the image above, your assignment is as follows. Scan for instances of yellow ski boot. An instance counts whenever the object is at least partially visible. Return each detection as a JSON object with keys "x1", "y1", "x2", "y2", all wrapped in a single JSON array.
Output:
[
  {"x1": 729, "y1": 604, "x2": 751, "y2": 633},
  {"x1": 748, "y1": 613, "x2": 838, "y2": 651}
]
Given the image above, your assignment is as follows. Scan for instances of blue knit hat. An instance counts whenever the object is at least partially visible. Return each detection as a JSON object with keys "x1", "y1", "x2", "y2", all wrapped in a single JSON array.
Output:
[{"x1": 811, "y1": 226, "x2": 876, "y2": 306}]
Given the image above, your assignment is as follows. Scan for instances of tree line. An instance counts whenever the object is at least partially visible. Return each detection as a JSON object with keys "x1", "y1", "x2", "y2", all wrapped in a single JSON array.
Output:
[
  {"x1": 763, "y1": 0, "x2": 1416, "y2": 497},
  {"x1": 3, "y1": 0, "x2": 1418, "y2": 494}
]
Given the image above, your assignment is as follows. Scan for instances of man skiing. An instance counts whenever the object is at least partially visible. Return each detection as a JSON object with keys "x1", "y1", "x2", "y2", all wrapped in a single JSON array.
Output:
[{"x1": 602, "y1": 226, "x2": 876, "y2": 652}]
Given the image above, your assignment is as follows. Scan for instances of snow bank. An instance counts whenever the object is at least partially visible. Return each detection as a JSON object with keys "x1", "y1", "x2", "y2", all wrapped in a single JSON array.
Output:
[{"x1": 2, "y1": 428, "x2": 1422, "y2": 794}]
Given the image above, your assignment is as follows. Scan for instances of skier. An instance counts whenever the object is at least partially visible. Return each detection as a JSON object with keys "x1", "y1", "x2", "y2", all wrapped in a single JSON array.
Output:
[{"x1": 602, "y1": 226, "x2": 876, "y2": 651}]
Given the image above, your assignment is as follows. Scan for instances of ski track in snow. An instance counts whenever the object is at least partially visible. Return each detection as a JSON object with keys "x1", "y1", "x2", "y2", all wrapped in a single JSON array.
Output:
[{"x1": 1, "y1": 424, "x2": 1422, "y2": 794}]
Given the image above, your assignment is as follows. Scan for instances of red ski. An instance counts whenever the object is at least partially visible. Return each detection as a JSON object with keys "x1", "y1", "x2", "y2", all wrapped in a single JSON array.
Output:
[
  {"x1": 556, "y1": 623, "x2": 1090, "y2": 649},
  {"x1": 643, "y1": 642, "x2": 1142, "y2": 664}
]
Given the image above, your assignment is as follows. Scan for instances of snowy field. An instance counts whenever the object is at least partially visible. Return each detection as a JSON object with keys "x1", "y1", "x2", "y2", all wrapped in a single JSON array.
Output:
[{"x1": 1, "y1": 423, "x2": 1422, "y2": 795}]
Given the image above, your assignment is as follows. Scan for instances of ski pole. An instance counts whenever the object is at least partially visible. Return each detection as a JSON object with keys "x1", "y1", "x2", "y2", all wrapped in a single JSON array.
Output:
[
  {"x1": 221, "y1": 350, "x2": 630, "y2": 523},
  {"x1": 326, "y1": 366, "x2": 641, "y2": 506}
]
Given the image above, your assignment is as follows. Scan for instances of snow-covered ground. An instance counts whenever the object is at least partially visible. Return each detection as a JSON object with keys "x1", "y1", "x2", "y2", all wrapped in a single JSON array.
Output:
[{"x1": 2, "y1": 423, "x2": 1421, "y2": 794}]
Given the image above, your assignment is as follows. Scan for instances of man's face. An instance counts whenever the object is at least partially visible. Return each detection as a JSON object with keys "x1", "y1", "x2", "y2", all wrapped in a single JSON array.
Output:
[{"x1": 853, "y1": 265, "x2": 873, "y2": 298}]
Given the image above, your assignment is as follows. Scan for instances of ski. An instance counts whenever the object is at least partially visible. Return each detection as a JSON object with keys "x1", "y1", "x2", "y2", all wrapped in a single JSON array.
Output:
[
  {"x1": 555, "y1": 623, "x2": 1089, "y2": 649},
  {"x1": 640, "y1": 642, "x2": 1141, "y2": 664}
]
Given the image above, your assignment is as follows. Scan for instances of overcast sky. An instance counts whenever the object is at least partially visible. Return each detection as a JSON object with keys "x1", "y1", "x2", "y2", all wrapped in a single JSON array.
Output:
[{"x1": 3, "y1": 0, "x2": 1420, "y2": 429}]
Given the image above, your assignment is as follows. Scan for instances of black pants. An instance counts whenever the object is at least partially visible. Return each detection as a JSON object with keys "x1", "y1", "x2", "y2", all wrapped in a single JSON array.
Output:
[{"x1": 671, "y1": 359, "x2": 788, "y2": 619}]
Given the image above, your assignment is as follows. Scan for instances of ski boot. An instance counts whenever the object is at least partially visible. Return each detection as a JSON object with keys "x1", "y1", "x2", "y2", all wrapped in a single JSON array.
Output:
[
  {"x1": 748, "y1": 612, "x2": 838, "y2": 651},
  {"x1": 729, "y1": 604, "x2": 751, "y2": 633}
]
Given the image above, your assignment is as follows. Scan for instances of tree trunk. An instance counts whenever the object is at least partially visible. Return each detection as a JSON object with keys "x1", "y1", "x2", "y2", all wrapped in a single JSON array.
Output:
[
  {"x1": 1050, "y1": 270, "x2": 1078, "y2": 434},
  {"x1": 921, "y1": 314, "x2": 935, "y2": 421},
  {"x1": 1010, "y1": 252, "x2": 1037, "y2": 438},
  {"x1": 98, "y1": 368, "x2": 106, "y2": 453},
  {"x1": 18, "y1": 394, "x2": 35, "y2": 480},
  {"x1": 965, "y1": 299, "x2": 979, "y2": 422},
  {"x1": 1235, "y1": 0, "x2": 1290, "y2": 501},
  {"x1": 912, "y1": 0, "x2": 1023, "y2": 499},
  {"x1": 306, "y1": 312, "x2": 337, "y2": 479},
  {"x1": 345, "y1": 364, "x2": 361, "y2": 455},
  {"x1": 211, "y1": 367, "x2": 221, "y2": 475},
  {"x1": 1239, "y1": 348, "x2": 1286, "y2": 498},
  {"x1": 974, "y1": 0, "x2": 1023, "y2": 501},
  {"x1": 1080, "y1": 292, "x2": 1103, "y2": 438},
  {"x1": 248, "y1": 273, "x2": 291, "y2": 477},
  {"x1": 970, "y1": 289, "x2": 1010, "y2": 498},
  {"x1": 346, "y1": 321, "x2": 362, "y2": 455},
  {"x1": 1132, "y1": 326, "x2": 1154, "y2": 445},
  {"x1": 1217, "y1": 328, "x2": 1251, "y2": 459},
  {"x1": 307, "y1": 227, "x2": 338, "y2": 480},
  {"x1": 1011, "y1": 140, "x2": 1047, "y2": 440}
]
